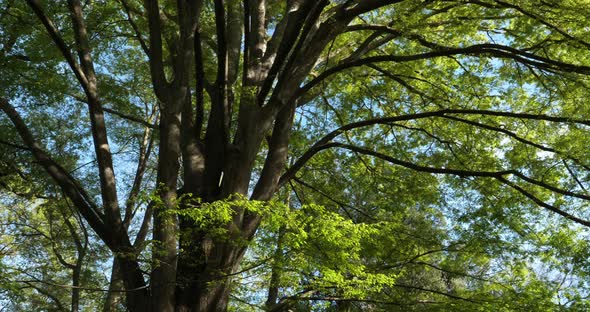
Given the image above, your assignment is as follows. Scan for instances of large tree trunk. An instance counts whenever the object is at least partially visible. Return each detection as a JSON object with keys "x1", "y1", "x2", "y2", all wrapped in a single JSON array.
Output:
[{"x1": 175, "y1": 242, "x2": 246, "y2": 312}]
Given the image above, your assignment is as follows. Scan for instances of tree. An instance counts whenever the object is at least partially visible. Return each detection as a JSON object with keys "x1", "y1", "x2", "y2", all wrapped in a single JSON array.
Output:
[{"x1": 2, "y1": 0, "x2": 590, "y2": 310}]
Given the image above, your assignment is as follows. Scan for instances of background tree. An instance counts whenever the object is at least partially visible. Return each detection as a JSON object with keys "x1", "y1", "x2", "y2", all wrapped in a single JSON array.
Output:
[{"x1": 2, "y1": 0, "x2": 590, "y2": 311}]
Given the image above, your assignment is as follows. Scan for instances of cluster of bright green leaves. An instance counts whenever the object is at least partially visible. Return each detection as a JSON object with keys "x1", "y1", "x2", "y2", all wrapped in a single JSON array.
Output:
[{"x1": 171, "y1": 195, "x2": 402, "y2": 306}]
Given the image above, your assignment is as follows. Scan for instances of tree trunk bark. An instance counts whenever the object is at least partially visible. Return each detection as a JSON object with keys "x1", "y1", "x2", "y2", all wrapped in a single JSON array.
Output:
[
  {"x1": 266, "y1": 226, "x2": 286, "y2": 308},
  {"x1": 103, "y1": 257, "x2": 124, "y2": 312},
  {"x1": 175, "y1": 242, "x2": 246, "y2": 312},
  {"x1": 71, "y1": 253, "x2": 84, "y2": 312}
]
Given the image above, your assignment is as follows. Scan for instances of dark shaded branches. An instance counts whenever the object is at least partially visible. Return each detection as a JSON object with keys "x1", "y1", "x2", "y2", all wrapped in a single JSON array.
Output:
[
  {"x1": 280, "y1": 109, "x2": 590, "y2": 186},
  {"x1": 27, "y1": 0, "x2": 126, "y2": 237},
  {"x1": 0, "y1": 97, "x2": 106, "y2": 243},
  {"x1": 298, "y1": 43, "x2": 590, "y2": 99},
  {"x1": 143, "y1": 0, "x2": 171, "y2": 100},
  {"x1": 288, "y1": 139, "x2": 590, "y2": 227},
  {"x1": 119, "y1": 0, "x2": 150, "y2": 55}
]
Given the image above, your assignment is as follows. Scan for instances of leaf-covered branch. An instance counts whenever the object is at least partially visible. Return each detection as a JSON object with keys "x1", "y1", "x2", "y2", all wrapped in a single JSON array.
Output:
[
  {"x1": 0, "y1": 97, "x2": 107, "y2": 244},
  {"x1": 298, "y1": 43, "x2": 590, "y2": 98},
  {"x1": 280, "y1": 109, "x2": 590, "y2": 186},
  {"x1": 331, "y1": 143, "x2": 590, "y2": 227}
]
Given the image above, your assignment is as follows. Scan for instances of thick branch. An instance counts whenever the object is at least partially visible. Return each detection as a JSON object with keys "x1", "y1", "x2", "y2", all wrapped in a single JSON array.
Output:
[
  {"x1": 258, "y1": 0, "x2": 300, "y2": 81},
  {"x1": 310, "y1": 142, "x2": 590, "y2": 227},
  {"x1": 248, "y1": 0, "x2": 267, "y2": 62},
  {"x1": 25, "y1": 0, "x2": 88, "y2": 88},
  {"x1": 0, "y1": 98, "x2": 108, "y2": 244},
  {"x1": 67, "y1": 0, "x2": 123, "y2": 232},
  {"x1": 194, "y1": 24, "x2": 205, "y2": 137},
  {"x1": 298, "y1": 43, "x2": 590, "y2": 97},
  {"x1": 245, "y1": 102, "x2": 296, "y2": 236},
  {"x1": 256, "y1": 0, "x2": 320, "y2": 101},
  {"x1": 251, "y1": 104, "x2": 296, "y2": 201},
  {"x1": 337, "y1": 0, "x2": 407, "y2": 19},
  {"x1": 143, "y1": 0, "x2": 170, "y2": 99},
  {"x1": 203, "y1": 0, "x2": 230, "y2": 198},
  {"x1": 279, "y1": 109, "x2": 590, "y2": 186},
  {"x1": 67, "y1": 0, "x2": 97, "y2": 81}
]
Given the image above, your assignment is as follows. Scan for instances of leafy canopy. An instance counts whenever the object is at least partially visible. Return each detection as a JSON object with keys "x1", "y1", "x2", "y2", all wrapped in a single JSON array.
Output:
[{"x1": 2, "y1": 0, "x2": 590, "y2": 311}]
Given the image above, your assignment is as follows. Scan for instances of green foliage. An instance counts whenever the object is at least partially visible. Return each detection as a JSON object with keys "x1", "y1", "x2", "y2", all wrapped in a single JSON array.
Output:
[{"x1": 3, "y1": 0, "x2": 590, "y2": 310}]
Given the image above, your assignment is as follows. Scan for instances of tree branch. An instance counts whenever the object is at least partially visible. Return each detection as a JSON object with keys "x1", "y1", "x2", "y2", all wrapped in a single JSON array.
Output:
[
  {"x1": 119, "y1": 0, "x2": 150, "y2": 55},
  {"x1": 123, "y1": 117, "x2": 155, "y2": 227},
  {"x1": 245, "y1": 102, "x2": 296, "y2": 236},
  {"x1": 203, "y1": 0, "x2": 230, "y2": 198},
  {"x1": 194, "y1": 15, "x2": 205, "y2": 138},
  {"x1": 256, "y1": 0, "x2": 320, "y2": 101},
  {"x1": 68, "y1": 93, "x2": 156, "y2": 128},
  {"x1": 334, "y1": 142, "x2": 590, "y2": 227},
  {"x1": 25, "y1": 0, "x2": 88, "y2": 88},
  {"x1": 0, "y1": 98, "x2": 108, "y2": 244},
  {"x1": 66, "y1": 0, "x2": 124, "y2": 232},
  {"x1": 444, "y1": 115, "x2": 590, "y2": 172},
  {"x1": 279, "y1": 109, "x2": 590, "y2": 186},
  {"x1": 298, "y1": 43, "x2": 590, "y2": 98},
  {"x1": 0, "y1": 139, "x2": 29, "y2": 151},
  {"x1": 494, "y1": 0, "x2": 590, "y2": 50},
  {"x1": 143, "y1": 0, "x2": 170, "y2": 100},
  {"x1": 496, "y1": 176, "x2": 590, "y2": 227}
]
